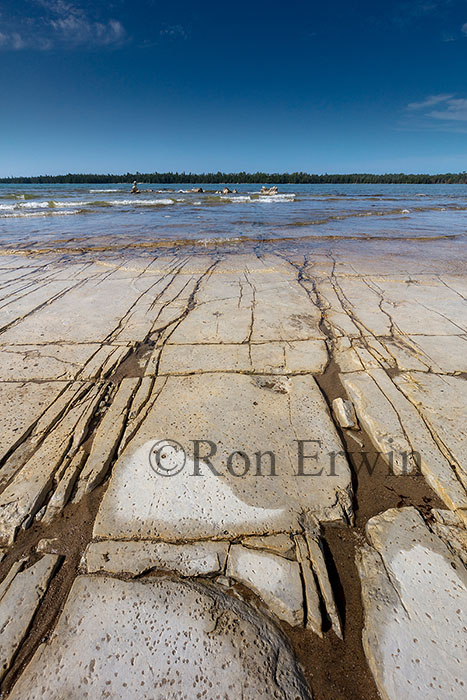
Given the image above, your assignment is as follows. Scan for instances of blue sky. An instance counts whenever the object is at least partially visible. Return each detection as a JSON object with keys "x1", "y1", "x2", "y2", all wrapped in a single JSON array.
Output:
[{"x1": 1, "y1": 0, "x2": 467, "y2": 175}]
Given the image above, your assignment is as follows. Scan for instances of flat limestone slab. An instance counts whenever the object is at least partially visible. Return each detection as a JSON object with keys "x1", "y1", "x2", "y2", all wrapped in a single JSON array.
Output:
[
  {"x1": 84, "y1": 540, "x2": 228, "y2": 577},
  {"x1": 393, "y1": 372, "x2": 467, "y2": 488},
  {"x1": 0, "y1": 380, "x2": 67, "y2": 463},
  {"x1": 158, "y1": 340, "x2": 328, "y2": 375},
  {"x1": 357, "y1": 507, "x2": 467, "y2": 700},
  {"x1": 0, "y1": 277, "x2": 146, "y2": 344},
  {"x1": 0, "y1": 344, "x2": 103, "y2": 381},
  {"x1": 93, "y1": 372, "x2": 352, "y2": 542},
  {"x1": 340, "y1": 371, "x2": 418, "y2": 474},
  {"x1": 226, "y1": 545, "x2": 304, "y2": 626},
  {"x1": 8, "y1": 575, "x2": 312, "y2": 700},
  {"x1": 407, "y1": 334, "x2": 467, "y2": 373},
  {"x1": 241, "y1": 533, "x2": 295, "y2": 558},
  {"x1": 0, "y1": 382, "x2": 97, "y2": 544},
  {"x1": 167, "y1": 257, "x2": 325, "y2": 345},
  {"x1": 341, "y1": 369, "x2": 467, "y2": 514},
  {"x1": 0, "y1": 554, "x2": 59, "y2": 681}
]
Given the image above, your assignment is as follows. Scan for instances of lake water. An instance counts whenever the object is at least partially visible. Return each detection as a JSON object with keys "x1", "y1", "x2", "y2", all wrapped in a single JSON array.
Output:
[{"x1": 1, "y1": 183, "x2": 466, "y2": 248}]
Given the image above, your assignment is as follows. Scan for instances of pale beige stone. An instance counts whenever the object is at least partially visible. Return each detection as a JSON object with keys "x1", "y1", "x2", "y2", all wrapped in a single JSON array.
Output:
[
  {"x1": 332, "y1": 397, "x2": 358, "y2": 429},
  {"x1": 357, "y1": 507, "x2": 467, "y2": 700},
  {"x1": 42, "y1": 449, "x2": 87, "y2": 524},
  {"x1": 341, "y1": 371, "x2": 418, "y2": 475},
  {"x1": 429, "y1": 509, "x2": 467, "y2": 565},
  {"x1": 158, "y1": 339, "x2": 329, "y2": 375},
  {"x1": 84, "y1": 540, "x2": 228, "y2": 577},
  {"x1": 0, "y1": 343, "x2": 103, "y2": 381},
  {"x1": 294, "y1": 534, "x2": 322, "y2": 637},
  {"x1": 0, "y1": 383, "x2": 98, "y2": 544},
  {"x1": 8, "y1": 575, "x2": 311, "y2": 700},
  {"x1": 78, "y1": 344, "x2": 130, "y2": 379},
  {"x1": 305, "y1": 532, "x2": 342, "y2": 639},
  {"x1": 393, "y1": 372, "x2": 467, "y2": 488},
  {"x1": 0, "y1": 380, "x2": 67, "y2": 464},
  {"x1": 93, "y1": 373, "x2": 352, "y2": 542},
  {"x1": 158, "y1": 343, "x2": 251, "y2": 374},
  {"x1": 282, "y1": 339, "x2": 329, "y2": 373},
  {"x1": 333, "y1": 337, "x2": 364, "y2": 372},
  {"x1": 366, "y1": 369, "x2": 467, "y2": 515},
  {"x1": 241, "y1": 533, "x2": 295, "y2": 558},
  {"x1": 226, "y1": 545, "x2": 304, "y2": 625},
  {"x1": 0, "y1": 554, "x2": 59, "y2": 681},
  {"x1": 75, "y1": 377, "x2": 139, "y2": 497}
]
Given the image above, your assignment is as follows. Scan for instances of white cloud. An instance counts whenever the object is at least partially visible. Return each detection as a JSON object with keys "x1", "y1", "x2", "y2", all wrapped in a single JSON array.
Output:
[
  {"x1": 403, "y1": 94, "x2": 467, "y2": 129},
  {"x1": 462, "y1": 21, "x2": 467, "y2": 35},
  {"x1": 429, "y1": 98, "x2": 467, "y2": 121},
  {"x1": 50, "y1": 15, "x2": 126, "y2": 46},
  {"x1": 159, "y1": 25, "x2": 187, "y2": 40},
  {"x1": 406, "y1": 94, "x2": 454, "y2": 110},
  {"x1": 0, "y1": 32, "x2": 27, "y2": 50},
  {"x1": 0, "y1": 1, "x2": 127, "y2": 50}
]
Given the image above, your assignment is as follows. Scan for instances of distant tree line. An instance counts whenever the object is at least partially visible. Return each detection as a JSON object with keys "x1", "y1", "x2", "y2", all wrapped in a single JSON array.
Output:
[{"x1": 1, "y1": 171, "x2": 467, "y2": 184}]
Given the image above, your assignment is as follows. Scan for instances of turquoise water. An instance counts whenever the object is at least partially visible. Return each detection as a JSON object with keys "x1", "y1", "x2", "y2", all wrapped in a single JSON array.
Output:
[{"x1": 0, "y1": 183, "x2": 466, "y2": 246}]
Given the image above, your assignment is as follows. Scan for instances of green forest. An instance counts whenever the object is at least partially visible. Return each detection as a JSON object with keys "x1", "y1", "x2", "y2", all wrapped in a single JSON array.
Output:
[{"x1": 1, "y1": 171, "x2": 467, "y2": 184}]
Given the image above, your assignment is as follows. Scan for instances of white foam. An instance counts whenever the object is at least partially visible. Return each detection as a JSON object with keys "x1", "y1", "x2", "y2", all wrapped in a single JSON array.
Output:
[
  {"x1": 257, "y1": 194, "x2": 296, "y2": 202},
  {"x1": 22, "y1": 201, "x2": 52, "y2": 209},
  {"x1": 0, "y1": 200, "x2": 51, "y2": 211},
  {"x1": 221, "y1": 195, "x2": 251, "y2": 203},
  {"x1": 109, "y1": 199, "x2": 175, "y2": 206},
  {"x1": 0, "y1": 209, "x2": 81, "y2": 219},
  {"x1": 51, "y1": 201, "x2": 90, "y2": 208}
]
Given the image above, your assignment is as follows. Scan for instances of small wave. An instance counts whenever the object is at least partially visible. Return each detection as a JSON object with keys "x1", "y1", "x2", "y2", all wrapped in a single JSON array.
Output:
[
  {"x1": 89, "y1": 189, "x2": 121, "y2": 193},
  {"x1": 22, "y1": 200, "x2": 53, "y2": 209},
  {"x1": 0, "y1": 200, "x2": 52, "y2": 211},
  {"x1": 257, "y1": 194, "x2": 296, "y2": 202},
  {"x1": 220, "y1": 195, "x2": 252, "y2": 203},
  {"x1": 109, "y1": 199, "x2": 175, "y2": 206},
  {"x1": 51, "y1": 200, "x2": 90, "y2": 208},
  {"x1": 0, "y1": 209, "x2": 81, "y2": 219}
]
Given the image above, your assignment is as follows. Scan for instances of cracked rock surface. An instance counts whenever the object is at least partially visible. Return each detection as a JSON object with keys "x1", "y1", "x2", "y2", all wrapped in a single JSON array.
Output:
[
  {"x1": 357, "y1": 507, "x2": 466, "y2": 700},
  {"x1": 0, "y1": 242, "x2": 465, "y2": 699}
]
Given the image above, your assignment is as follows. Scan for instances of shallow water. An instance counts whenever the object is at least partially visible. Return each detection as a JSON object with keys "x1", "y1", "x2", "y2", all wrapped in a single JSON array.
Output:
[{"x1": 0, "y1": 182, "x2": 466, "y2": 247}]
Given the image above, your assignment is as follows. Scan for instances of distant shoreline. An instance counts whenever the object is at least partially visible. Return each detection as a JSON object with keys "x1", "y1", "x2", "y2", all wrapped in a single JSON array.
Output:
[{"x1": 1, "y1": 172, "x2": 467, "y2": 185}]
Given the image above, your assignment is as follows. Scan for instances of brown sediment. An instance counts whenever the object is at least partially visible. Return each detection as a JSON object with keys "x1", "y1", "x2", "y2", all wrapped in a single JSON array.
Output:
[
  {"x1": 275, "y1": 356, "x2": 445, "y2": 700},
  {"x1": 316, "y1": 358, "x2": 444, "y2": 527},
  {"x1": 0, "y1": 485, "x2": 107, "y2": 697}
]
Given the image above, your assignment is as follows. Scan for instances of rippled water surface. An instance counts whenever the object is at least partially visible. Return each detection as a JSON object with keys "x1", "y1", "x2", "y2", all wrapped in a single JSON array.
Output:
[{"x1": 1, "y1": 182, "x2": 466, "y2": 246}]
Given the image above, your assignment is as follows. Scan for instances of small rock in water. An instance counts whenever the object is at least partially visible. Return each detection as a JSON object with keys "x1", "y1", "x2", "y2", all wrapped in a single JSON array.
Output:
[
  {"x1": 332, "y1": 397, "x2": 358, "y2": 429},
  {"x1": 260, "y1": 185, "x2": 278, "y2": 195},
  {"x1": 222, "y1": 187, "x2": 231, "y2": 194},
  {"x1": 191, "y1": 187, "x2": 203, "y2": 193}
]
